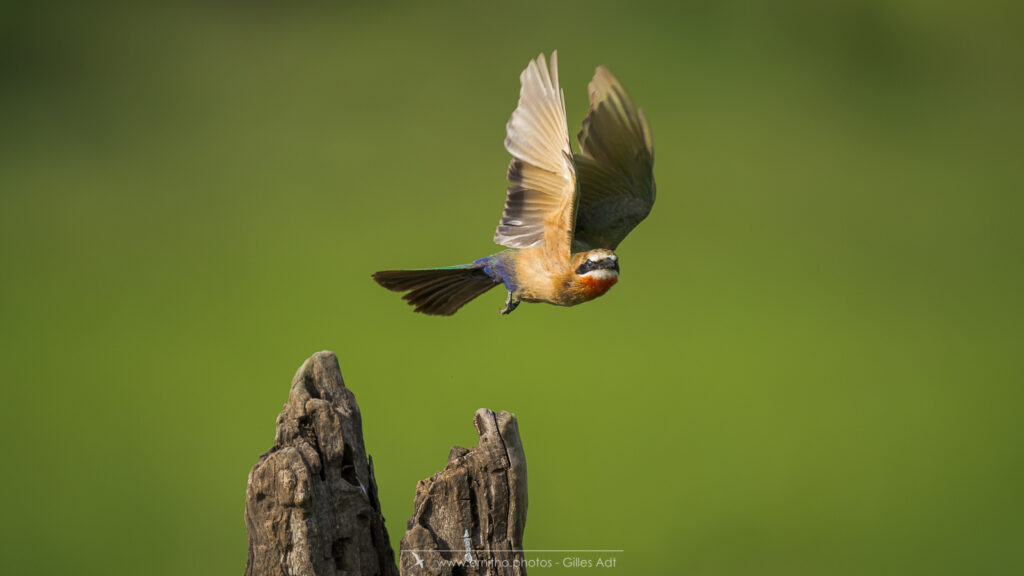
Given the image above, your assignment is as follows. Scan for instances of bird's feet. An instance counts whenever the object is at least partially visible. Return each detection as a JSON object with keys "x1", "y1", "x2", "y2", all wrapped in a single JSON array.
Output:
[{"x1": 499, "y1": 291, "x2": 521, "y2": 316}]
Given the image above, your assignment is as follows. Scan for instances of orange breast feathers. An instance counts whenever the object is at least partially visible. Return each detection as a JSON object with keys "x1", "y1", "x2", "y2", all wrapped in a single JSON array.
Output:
[{"x1": 578, "y1": 273, "x2": 618, "y2": 300}]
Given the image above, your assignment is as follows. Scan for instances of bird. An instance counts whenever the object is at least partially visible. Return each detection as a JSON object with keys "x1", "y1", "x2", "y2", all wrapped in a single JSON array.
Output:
[{"x1": 373, "y1": 51, "x2": 655, "y2": 316}]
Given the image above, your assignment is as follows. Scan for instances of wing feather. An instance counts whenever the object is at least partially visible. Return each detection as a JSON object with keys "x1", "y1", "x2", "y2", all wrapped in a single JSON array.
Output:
[
  {"x1": 572, "y1": 66, "x2": 655, "y2": 252},
  {"x1": 494, "y1": 52, "x2": 577, "y2": 262}
]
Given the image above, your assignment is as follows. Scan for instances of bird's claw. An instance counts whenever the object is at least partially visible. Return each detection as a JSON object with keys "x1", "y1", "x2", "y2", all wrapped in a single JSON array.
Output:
[{"x1": 499, "y1": 292, "x2": 521, "y2": 316}]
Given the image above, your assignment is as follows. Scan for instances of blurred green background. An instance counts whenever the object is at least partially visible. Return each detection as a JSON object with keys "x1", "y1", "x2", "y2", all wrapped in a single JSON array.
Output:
[{"x1": 2, "y1": 1, "x2": 1022, "y2": 574}]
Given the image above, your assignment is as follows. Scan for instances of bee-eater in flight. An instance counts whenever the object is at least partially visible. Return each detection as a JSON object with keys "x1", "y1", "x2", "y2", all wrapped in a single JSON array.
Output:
[{"x1": 373, "y1": 52, "x2": 655, "y2": 316}]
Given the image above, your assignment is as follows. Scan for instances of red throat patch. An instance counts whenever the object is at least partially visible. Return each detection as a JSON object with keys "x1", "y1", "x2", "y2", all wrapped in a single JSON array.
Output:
[{"x1": 579, "y1": 274, "x2": 618, "y2": 300}]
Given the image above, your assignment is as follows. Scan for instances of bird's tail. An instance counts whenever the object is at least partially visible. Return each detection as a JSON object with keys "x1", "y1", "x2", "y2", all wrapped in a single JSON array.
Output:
[{"x1": 372, "y1": 264, "x2": 500, "y2": 316}]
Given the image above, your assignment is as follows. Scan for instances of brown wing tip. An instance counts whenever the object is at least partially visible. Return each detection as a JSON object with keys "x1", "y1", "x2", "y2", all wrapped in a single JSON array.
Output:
[{"x1": 590, "y1": 66, "x2": 620, "y2": 95}]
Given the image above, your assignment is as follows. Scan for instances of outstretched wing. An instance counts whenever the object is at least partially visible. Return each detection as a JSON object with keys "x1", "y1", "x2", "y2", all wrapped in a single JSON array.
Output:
[
  {"x1": 572, "y1": 66, "x2": 655, "y2": 252},
  {"x1": 494, "y1": 52, "x2": 577, "y2": 263}
]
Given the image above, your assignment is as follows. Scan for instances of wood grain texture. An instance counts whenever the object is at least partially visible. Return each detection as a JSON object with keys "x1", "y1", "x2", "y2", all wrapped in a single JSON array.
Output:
[
  {"x1": 399, "y1": 409, "x2": 528, "y2": 576},
  {"x1": 244, "y1": 351, "x2": 398, "y2": 576}
]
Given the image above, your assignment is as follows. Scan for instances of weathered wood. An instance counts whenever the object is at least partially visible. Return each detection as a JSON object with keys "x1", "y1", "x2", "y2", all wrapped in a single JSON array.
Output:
[
  {"x1": 243, "y1": 352, "x2": 529, "y2": 576},
  {"x1": 244, "y1": 351, "x2": 398, "y2": 576},
  {"x1": 399, "y1": 409, "x2": 528, "y2": 576}
]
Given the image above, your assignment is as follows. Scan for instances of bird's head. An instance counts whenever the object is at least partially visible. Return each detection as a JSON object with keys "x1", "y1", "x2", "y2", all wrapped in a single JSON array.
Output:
[{"x1": 570, "y1": 249, "x2": 620, "y2": 300}]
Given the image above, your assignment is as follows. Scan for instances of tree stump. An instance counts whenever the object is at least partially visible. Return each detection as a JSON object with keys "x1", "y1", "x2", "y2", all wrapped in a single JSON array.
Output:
[
  {"x1": 399, "y1": 409, "x2": 528, "y2": 576},
  {"x1": 244, "y1": 351, "x2": 528, "y2": 576},
  {"x1": 244, "y1": 351, "x2": 398, "y2": 576}
]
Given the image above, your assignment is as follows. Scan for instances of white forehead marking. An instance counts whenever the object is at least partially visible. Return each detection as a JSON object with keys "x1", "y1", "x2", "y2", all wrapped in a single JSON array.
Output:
[
  {"x1": 586, "y1": 251, "x2": 615, "y2": 262},
  {"x1": 580, "y1": 269, "x2": 618, "y2": 280}
]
